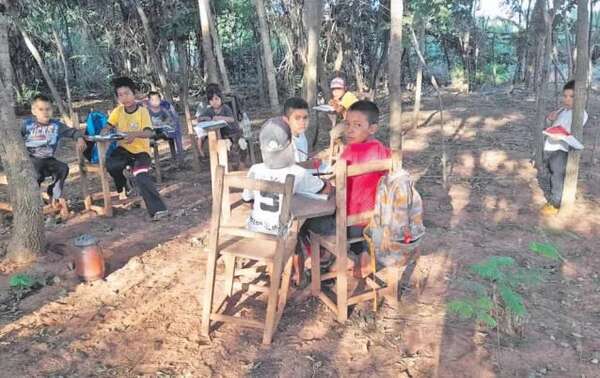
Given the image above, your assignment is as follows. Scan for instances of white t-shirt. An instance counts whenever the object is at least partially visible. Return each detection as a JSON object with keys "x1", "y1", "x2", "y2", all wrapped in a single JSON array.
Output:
[
  {"x1": 544, "y1": 108, "x2": 588, "y2": 152},
  {"x1": 293, "y1": 133, "x2": 308, "y2": 162},
  {"x1": 242, "y1": 163, "x2": 324, "y2": 235}
]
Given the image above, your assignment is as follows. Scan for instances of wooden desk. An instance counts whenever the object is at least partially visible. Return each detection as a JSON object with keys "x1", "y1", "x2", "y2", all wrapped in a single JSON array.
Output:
[
  {"x1": 79, "y1": 136, "x2": 117, "y2": 216},
  {"x1": 291, "y1": 194, "x2": 336, "y2": 222}
]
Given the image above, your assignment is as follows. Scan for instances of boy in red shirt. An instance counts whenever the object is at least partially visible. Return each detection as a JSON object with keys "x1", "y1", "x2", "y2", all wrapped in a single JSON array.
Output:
[{"x1": 304, "y1": 100, "x2": 390, "y2": 278}]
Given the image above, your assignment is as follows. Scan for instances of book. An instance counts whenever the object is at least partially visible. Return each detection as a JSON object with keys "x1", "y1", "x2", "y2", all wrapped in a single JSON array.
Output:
[
  {"x1": 197, "y1": 120, "x2": 228, "y2": 129},
  {"x1": 543, "y1": 126, "x2": 584, "y2": 150},
  {"x1": 312, "y1": 104, "x2": 336, "y2": 113},
  {"x1": 297, "y1": 191, "x2": 330, "y2": 201}
]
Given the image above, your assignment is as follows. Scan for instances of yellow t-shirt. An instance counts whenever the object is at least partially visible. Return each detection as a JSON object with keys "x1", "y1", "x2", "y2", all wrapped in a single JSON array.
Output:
[
  {"x1": 340, "y1": 91, "x2": 359, "y2": 111},
  {"x1": 108, "y1": 105, "x2": 152, "y2": 154}
]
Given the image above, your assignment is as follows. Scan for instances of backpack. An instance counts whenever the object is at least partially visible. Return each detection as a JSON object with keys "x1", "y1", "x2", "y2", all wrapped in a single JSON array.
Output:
[
  {"x1": 364, "y1": 168, "x2": 425, "y2": 265},
  {"x1": 84, "y1": 111, "x2": 116, "y2": 164}
]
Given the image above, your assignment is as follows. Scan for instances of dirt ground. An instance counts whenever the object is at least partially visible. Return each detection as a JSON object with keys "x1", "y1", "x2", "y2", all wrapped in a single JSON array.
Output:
[{"x1": 1, "y1": 90, "x2": 600, "y2": 377}]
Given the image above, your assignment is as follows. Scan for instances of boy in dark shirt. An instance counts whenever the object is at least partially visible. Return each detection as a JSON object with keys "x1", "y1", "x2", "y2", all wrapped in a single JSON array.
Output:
[{"x1": 21, "y1": 94, "x2": 85, "y2": 204}]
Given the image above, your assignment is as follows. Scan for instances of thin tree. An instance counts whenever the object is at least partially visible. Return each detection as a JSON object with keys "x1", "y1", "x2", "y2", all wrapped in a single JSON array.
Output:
[
  {"x1": 208, "y1": 11, "x2": 231, "y2": 93},
  {"x1": 303, "y1": 0, "x2": 322, "y2": 147},
  {"x1": 253, "y1": 0, "x2": 280, "y2": 113},
  {"x1": 52, "y1": 29, "x2": 74, "y2": 123},
  {"x1": 389, "y1": 0, "x2": 404, "y2": 167},
  {"x1": 132, "y1": 0, "x2": 172, "y2": 101},
  {"x1": 413, "y1": 14, "x2": 425, "y2": 127},
  {"x1": 0, "y1": 1, "x2": 45, "y2": 263},
  {"x1": 561, "y1": 0, "x2": 590, "y2": 210},
  {"x1": 197, "y1": 0, "x2": 219, "y2": 85}
]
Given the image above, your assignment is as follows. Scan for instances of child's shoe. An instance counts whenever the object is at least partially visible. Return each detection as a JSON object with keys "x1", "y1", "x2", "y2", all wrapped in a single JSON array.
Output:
[
  {"x1": 152, "y1": 210, "x2": 169, "y2": 221},
  {"x1": 540, "y1": 203, "x2": 559, "y2": 217}
]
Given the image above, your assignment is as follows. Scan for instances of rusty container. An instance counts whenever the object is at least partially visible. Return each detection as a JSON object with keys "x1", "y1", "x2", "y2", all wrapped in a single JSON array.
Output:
[{"x1": 73, "y1": 234, "x2": 105, "y2": 281}]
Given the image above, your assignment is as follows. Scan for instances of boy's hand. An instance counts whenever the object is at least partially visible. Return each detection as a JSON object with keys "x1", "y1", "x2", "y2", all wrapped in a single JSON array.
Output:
[{"x1": 547, "y1": 111, "x2": 559, "y2": 122}]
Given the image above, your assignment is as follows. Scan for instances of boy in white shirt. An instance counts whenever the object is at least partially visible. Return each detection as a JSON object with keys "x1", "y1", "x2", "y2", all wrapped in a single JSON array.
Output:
[
  {"x1": 242, "y1": 117, "x2": 328, "y2": 235},
  {"x1": 541, "y1": 80, "x2": 588, "y2": 216},
  {"x1": 282, "y1": 97, "x2": 309, "y2": 163}
]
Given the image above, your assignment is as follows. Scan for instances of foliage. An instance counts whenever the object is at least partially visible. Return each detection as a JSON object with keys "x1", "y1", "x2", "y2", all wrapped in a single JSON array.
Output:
[
  {"x1": 9, "y1": 273, "x2": 36, "y2": 289},
  {"x1": 448, "y1": 242, "x2": 561, "y2": 336}
]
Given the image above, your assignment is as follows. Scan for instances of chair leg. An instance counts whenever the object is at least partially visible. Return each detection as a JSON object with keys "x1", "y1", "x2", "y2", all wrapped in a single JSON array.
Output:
[
  {"x1": 276, "y1": 256, "x2": 294, "y2": 323},
  {"x1": 80, "y1": 166, "x2": 92, "y2": 211},
  {"x1": 310, "y1": 232, "x2": 321, "y2": 297},
  {"x1": 384, "y1": 265, "x2": 401, "y2": 310},
  {"x1": 153, "y1": 143, "x2": 162, "y2": 184},
  {"x1": 168, "y1": 139, "x2": 177, "y2": 161},
  {"x1": 201, "y1": 250, "x2": 219, "y2": 337},
  {"x1": 263, "y1": 256, "x2": 284, "y2": 345},
  {"x1": 336, "y1": 252, "x2": 348, "y2": 323},
  {"x1": 224, "y1": 255, "x2": 236, "y2": 297}
]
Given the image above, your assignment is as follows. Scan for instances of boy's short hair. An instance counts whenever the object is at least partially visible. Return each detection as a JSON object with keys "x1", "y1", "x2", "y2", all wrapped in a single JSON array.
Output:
[
  {"x1": 112, "y1": 77, "x2": 138, "y2": 95},
  {"x1": 148, "y1": 91, "x2": 161, "y2": 98},
  {"x1": 348, "y1": 100, "x2": 379, "y2": 125},
  {"x1": 563, "y1": 80, "x2": 575, "y2": 91},
  {"x1": 31, "y1": 94, "x2": 51, "y2": 106},
  {"x1": 283, "y1": 97, "x2": 308, "y2": 116},
  {"x1": 206, "y1": 83, "x2": 222, "y2": 102}
]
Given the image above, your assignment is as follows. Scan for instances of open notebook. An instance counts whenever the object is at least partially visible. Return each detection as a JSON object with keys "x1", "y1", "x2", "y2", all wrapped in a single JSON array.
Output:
[{"x1": 312, "y1": 104, "x2": 336, "y2": 113}]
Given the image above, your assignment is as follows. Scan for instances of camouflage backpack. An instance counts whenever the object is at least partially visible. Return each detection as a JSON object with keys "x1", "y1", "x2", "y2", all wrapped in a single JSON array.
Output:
[{"x1": 364, "y1": 168, "x2": 425, "y2": 265}]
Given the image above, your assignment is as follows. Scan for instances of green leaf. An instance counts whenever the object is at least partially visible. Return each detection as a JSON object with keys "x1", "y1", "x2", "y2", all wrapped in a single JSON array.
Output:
[
  {"x1": 499, "y1": 285, "x2": 526, "y2": 316},
  {"x1": 9, "y1": 274, "x2": 35, "y2": 289},
  {"x1": 448, "y1": 299, "x2": 474, "y2": 319},
  {"x1": 474, "y1": 296, "x2": 494, "y2": 312},
  {"x1": 470, "y1": 256, "x2": 514, "y2": 281},
  {"x1": 478, "y1": 313, "x2": 498, "y2": 328},
  {"x1": 529, "y1": 242, "x2": 561, "y2": 260}
]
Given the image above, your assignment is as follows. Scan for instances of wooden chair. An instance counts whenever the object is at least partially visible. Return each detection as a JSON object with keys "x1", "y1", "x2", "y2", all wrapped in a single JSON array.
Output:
[
  {"x1": 0, "y1": 174, "x2": 70, "y2": 218},
  {"x1": 309, "y1": 158, "x2": 421, "y2": 322},
  {"x1": 202, "y1": 166, "x2": 297, "y2": 345}
]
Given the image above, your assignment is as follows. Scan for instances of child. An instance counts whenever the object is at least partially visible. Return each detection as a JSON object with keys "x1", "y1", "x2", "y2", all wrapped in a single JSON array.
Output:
[
  {"x1": 282, "y1": 97, "x2": 309, "y2": 162},
  {"x1": 195, "y1": 84, "x2": 239, "y2": 156},
  {"x1": 242, "y1": 117, "x2": 328, "y2": 235},
  {"x1": 541, "y1": 80, "x2": 588, "y2": 216},
  {"x1": 305, "y1": 100, "x2": 390, "y2": 278},
  {"x1": 104, "y1": 77, "x2": 168, "y2": 221},
  {"x1": 21, "y1": 94, "x2": 85, "y2": 205},
  {"x1": 145, "y1": 91, "x2": 183, "y2": 161},
  {"x1": 329, "y1": 77, "x2": 359, "y2": 120}
]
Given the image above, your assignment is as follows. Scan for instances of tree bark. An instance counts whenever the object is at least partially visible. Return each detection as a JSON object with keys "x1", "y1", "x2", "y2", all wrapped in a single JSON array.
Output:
[
  {"x1": 19, "y1": 28, "x2": 68, "y2": 119},
  {"x1": 0, "y1": 4, "x2": 45, "y2": 263},
  {"x1": 197, "y1": 0, "x2": 219, "y2": 85},
  {"x1": 133, "y1": 0, "x2": 172, "y2": 101},
  {"x1": 303, "y1": 0, "x2": 322, "y2": 147},
  {"x1": 562, "y1": 0, "x2": 590, "y2": 210},
  {"x1": 389, "y1": 0, "x2": 404, "y2": 166},
  {"x1": 208, "y1": 11, "x2": 231, "y2": 93},
  {"x1": 413, "y1": 17, "x2": 425, "y2": 126},
  {"x1": 253, "y1": 0, "x2": 280, "y2": 113}
]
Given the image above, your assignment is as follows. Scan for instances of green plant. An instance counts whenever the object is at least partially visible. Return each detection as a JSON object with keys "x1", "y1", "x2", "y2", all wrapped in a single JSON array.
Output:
[
  {"x1": 448, "y1": 242, "x2": 559, "y2": 336},
  {"x1": 9, "y1": 273, "x2": 42, "y2": 299}
]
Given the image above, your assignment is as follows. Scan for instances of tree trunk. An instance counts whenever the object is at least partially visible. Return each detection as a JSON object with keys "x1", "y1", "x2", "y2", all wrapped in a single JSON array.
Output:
[
  {"x1": 19, "y1": 28, "x2": 67, "y2": 119},
  {"x1": 565, "y1": 22, "x2": 574, "y2": 76},
  {"x1": 52, "y1": 29, "x2": 74, "y2": 124},
  {"x1": 208, "y1": 11, "x2": 231, "y2": 93},
  {"x1": 176, "y1": 40, "x2": 202, "y2": 173},
  {"x1": 413, "y1": 18, "x2": 425, "y2": 126},
  {"x1": 303, "y1": 0, "x2": 321, "y2": 147},
  {"x1": 389, "y1": 0, "x2": 404, "y2": 165},
  {"x1": 562, "y1": 0, "x2": 590, "y2": 210},
  {"x1": 133, "y1": 0, "x2": 172, "y2": 101},
  {"x1": 197, "y1": 0, "x2": 219, "y2": 85},
  {"x1": 253, "y1": 0, "x2": 280, "y2": 113},
  {"x1": 0, "y1": 4, "x2": 45, "y2": 263}
]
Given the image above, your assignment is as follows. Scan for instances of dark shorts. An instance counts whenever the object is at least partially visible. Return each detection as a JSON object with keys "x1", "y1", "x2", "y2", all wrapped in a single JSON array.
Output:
[{"x1": 303, "y1": 214, "x2": 367, "y2": 254}]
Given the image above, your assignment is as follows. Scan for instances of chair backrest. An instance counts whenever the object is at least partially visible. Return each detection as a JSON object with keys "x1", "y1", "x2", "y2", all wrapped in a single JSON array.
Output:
[
  {"x1": 211, "y1": 165, "x2": 295, "y2": 245},
  {"x1": 223, "y1": 93, "x2": 243, "y2": 122},
  {"x1": 334, "y1": 158, "x2": 392, "y2": 247}
]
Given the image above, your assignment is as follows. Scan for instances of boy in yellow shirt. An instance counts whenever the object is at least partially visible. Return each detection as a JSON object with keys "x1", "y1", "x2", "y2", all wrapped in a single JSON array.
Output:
[{"x1": 104, "y1": 77, "x2": 168, "y2": 220}]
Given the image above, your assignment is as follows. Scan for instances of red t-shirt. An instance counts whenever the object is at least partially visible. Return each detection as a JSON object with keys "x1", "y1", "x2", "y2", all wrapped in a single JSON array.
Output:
[{"x1": 340, "y1": 139, "x2": 391, "y2": 216}]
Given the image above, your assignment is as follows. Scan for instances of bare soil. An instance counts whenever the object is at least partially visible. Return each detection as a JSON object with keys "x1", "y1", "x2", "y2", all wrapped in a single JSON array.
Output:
[{"x1": 1, "y1": 90, "x2": 599, "y2": 377}]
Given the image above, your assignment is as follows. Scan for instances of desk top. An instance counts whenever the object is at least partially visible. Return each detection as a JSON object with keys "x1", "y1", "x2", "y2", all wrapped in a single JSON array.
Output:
[
  {"x1": 291, "y1": 193, "x2": 336, "y2": 220},
  {"x1": 86, "y1": 134, "x2": 125, "y2": 142}
]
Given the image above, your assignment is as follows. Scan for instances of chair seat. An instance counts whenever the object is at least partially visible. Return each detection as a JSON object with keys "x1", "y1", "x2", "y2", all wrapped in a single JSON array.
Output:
[
  {"x1": 318, "y1": 234, "x2": 365, "y2": 254},
  {"x1": 219, "y1": 232, "x2": 298, "y2": 262}
]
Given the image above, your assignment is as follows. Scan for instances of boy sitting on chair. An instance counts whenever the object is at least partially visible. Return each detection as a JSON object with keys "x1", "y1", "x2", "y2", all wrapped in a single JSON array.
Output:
[
  {"x1": 328, "y1": 76, "x2": 359, "y2": 162},
  {"x1": 282, "y1": 97, "x2": 310, "y2": 163},
  {"x1": 304, "y1": 100, "x2": 390, "y2": 278},
  {"x1": 104, "y1": 77, "x2": 168, "y2": 221},
  {"x1": 21, "y1": 94, "x2": 85, "y2": 210}
]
